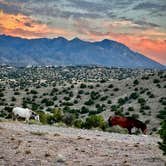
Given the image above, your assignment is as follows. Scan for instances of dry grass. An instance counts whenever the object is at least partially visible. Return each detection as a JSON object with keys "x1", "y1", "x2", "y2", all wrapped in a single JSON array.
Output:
[{"x1": 30, "y1": 131, "x2": 48, "y2": 136}]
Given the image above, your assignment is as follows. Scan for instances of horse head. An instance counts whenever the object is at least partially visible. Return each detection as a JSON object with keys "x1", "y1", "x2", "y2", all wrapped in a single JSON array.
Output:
[
  {"x1": 141, "y1": 124, "x2": 147, "y2": 134},
  {"x1": 108, "y1": 116, "x2": 112, "y2": 127}
]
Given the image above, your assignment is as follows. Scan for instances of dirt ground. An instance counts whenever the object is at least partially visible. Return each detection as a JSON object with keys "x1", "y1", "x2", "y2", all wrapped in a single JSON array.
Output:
[{"x1": 0, "y1": 122, "x2": 165, "y2": 166}]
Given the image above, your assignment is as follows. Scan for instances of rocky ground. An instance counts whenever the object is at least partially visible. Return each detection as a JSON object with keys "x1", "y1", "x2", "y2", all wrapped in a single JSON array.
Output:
[{"x1": 0, "y1": 121, "x2": 165, "y2": 166}]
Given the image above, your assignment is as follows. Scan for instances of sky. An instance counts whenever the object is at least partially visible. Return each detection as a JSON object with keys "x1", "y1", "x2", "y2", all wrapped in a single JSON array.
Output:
[{"x1": 0, "y1": 0, "x2": 166, "y2": 64}]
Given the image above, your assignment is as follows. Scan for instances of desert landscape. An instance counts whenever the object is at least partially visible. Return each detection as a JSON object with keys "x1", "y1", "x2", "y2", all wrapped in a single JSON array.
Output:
[
  {"x1": 0, "y1": 121, "x2": 166, "y2": 166},
  {"x1": 0, "y1": 65, "x2": 166, "y2": 165}
]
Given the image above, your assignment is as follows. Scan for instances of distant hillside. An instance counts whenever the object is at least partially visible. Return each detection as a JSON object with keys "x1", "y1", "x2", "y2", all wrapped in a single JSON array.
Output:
[{"x1": 0, "y1": 35, "x2": 165, "y2": 69}]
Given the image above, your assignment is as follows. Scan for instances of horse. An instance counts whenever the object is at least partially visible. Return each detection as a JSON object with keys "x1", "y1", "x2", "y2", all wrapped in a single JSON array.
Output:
[{"x1": 108, "y1": 116, "x2": 147, "y2": 134}]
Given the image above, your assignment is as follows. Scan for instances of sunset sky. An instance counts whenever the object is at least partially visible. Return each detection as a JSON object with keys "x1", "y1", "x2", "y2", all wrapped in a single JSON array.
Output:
[{"x1": 0, "y1": 0, "x2": 166, "y2": 64}]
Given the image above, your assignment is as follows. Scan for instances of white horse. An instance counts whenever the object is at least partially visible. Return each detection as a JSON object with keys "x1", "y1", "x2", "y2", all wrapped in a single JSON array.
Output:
[{"x1": 12, "y1": 107, "x2": 39, "y2": 122}]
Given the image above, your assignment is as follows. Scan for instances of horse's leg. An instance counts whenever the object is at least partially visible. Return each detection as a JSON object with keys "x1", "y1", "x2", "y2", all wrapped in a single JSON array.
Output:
[{"x1": 127, "y1": 128, "x2": 132, "y2": 134}]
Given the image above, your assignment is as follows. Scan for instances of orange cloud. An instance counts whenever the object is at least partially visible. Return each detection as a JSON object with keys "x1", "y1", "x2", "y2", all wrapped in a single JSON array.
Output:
[
  {"x1": 81, "y1": 30, "x2": 166, "y2": 64},
  {"x1": 0, "y1": 10, "x2": 74, "y2": 39}
]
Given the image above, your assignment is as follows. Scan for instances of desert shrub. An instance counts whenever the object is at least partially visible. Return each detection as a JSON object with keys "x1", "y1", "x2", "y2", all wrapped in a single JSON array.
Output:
[
  {"x1": 96, "y1": 84, "x2": 100, "y2": 87},
  {"x1": 31, "y1": 103, "x2": 39, "y2": 111},
  {"x1": 141, "y1": 76, "x2": 149, "y2": 80},
  {"x1": 133, "y1": 79, "x2": 139, "y2": 86},
  {"x1": 90, "y1": 91, "x2": 100, "y2": 100},
  {"x1": 80, "y1": 83, "x2": 87, "y2": 89},
  {"x1": 69, "y1": 91, "x2": 74, "y2": 97},
  {"x1": 111, "y1": 105, "x2": 119, "y2": 112},
  {"x1": 156, "y1": 84, "x2": 161, "y2": 88},
  {"x1": 128, "y1": 107, "x2": 134, "y2": 112},
  {"x1": 78, "y1": 90, "x2": 84, "y2": 94},
  {"x1": 84, "y1": 115, "x2": 104, "y2": 129},
  {"x1": 130, "y1": 92, "x2": 139, "y2": 99},
  {"x1": 11, "y1": 96, "x2": 16, "y2": 102},
  {"x1": 108, "y1": 84, "x2": 114, "y2": 88},
  {"x1": 45, "y1": 100, "x2": 54, "y2": 106},
  {"x1": 138, "y1": 98, "x2": 146, "y2": 105},
  {"x1": 105, "y1": 125, "x2": 128, "y2": 134},
  {"x1": 88, "y1": 110, "x2": 97, "y2": 115},
  {"x1": 118, "y1": 98, "x2": 126, "y2": 106},
  {"x1": 125, "y1": 112, "x2": 130, "y2": 116},
  {"x1": 53, "y1": 96, "x2": 57, "y2": 100},
  {"x1": 74, "y1": 119, "x2": 84, "y2": 128},
  {"x1": 114, "y1": 107, "x2": 124, "y2": 116},
  {"x1": 46, "y1": 115, "x2": 56, "y2": 125},
  {"x1": 52, "y1": 109, "x2": 63, "y2": 122},
  {"x1": 80, "y1": 106, "x2": 89, "y2": 114},
  {"x1": 100, "y1": 96, "x2": 108, "y2": 101},
  {"x1": 62, "y1": 113, "x2": 76, "y2": 126},
  {"x1": 14, "y1": 91, "x2": 20, "y2": 95},
  {"x1": 153, "y1": 79, "x2": 160, "y2": 83},
  {"x1": 157, "y1": 108, "x2": 166, "y2": 120},
  {"x1": 107, "y1": 100, "x2": 112, "y2": 104},
  {"x1": 30, "y1": 89, "x2": 38, "y2": 94},
  {"x1": 158, "y1": 120, "x2": 166, "y2": 155},
  {"x1": 74, "y1": 100, "x2": 78, "y2": 104},
  {"x1": 88, "y1": 85, "x2": 94, "y2": 89},
  {"x1": 113, "y1": 88, "x2": 119, "y2": 92},
  {"x1": 62, "y1": 102, "x2": 73, "y2": 106},
  {"x1": 100, "y1": 79, "x2": 106, "y2": 83},
  {"x1": 63, "y1": 96, "x2": 70, "y2": 101},
  {"x1": 37, "y1": 112, "x2": 50, "y2": 124},
  {"x1": 84, "y1": 99, "x2": 94, "y2": 105},
  {"x1": 141, "y1": 105, "x2": 151, "y2": 110},
  {"x1": 0, "y1": 111, "x2": 8, "y2": 118},
  {"x1": 0, "y1": 92, "x2": 4, "y2": 97}
]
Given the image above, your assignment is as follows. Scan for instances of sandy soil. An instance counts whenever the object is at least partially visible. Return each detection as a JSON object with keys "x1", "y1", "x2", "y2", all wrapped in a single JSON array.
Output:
[{"x1": 0, "y1": 121, "x2": 165, "y2": 166}]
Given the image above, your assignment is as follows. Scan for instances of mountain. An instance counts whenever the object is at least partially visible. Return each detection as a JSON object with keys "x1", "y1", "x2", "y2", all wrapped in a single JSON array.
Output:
[{"x1": 0, "y1": 34, "x2": 165, "y2": 69}]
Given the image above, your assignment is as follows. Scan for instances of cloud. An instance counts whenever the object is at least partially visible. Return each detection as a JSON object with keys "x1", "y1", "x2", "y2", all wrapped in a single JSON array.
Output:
[
  {"x1": 73, "y1": 19, "x2": 166, "y2": 64},
  {"x1": 0, "y1": 0, "x2": 23, "y2": 14},
  {"x1": 133, "y1": 2, "x2": 166, "y2": 11},
  {"x1": 0, "y1": 10, "x2": 74, "y2": 38}
]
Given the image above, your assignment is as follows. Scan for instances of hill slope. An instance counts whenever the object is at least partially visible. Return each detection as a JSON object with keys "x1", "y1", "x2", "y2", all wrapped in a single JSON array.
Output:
[
  {"x1": 0, "y1": 121, "x2": 165, "y2": 166},
  {"x1": 0, "y1": 35, "x2": 164, "y2": 69}
]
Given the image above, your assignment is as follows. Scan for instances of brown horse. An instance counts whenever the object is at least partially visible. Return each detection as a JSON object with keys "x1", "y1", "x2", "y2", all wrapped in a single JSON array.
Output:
[{"x1": 108, "y1": 116, "x2": 147, "y2": 134}]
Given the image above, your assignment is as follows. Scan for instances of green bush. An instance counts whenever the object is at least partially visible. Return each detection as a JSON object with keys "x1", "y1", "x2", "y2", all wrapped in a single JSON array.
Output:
[
  {"x1": 30, "y1": 89, "x2": 38, "y2": 94},
  {"x1": 130, "y1": 92, "x2": 139, "y2": 99},
  {"x1": 118, "y1": 98, "x2": 126, "y2": 106},
  {"x1": 84, "y1": 115, "x2": 104, "y2": 129},
  {"x1": 138, "y1": 98, "x2": 146, "y2": 105},
  {"x1": 38, "y1": 112, "x2": 50, "y2": 124},
  {"x1": 153, "y1": 79, "x2": 160, "y2": 83},
  {"x1": 133, "y1": 79, "x2": 139, "y2": 86},
  {"x1": 157, "y1": 108, "x2": 166, "y2": 120},
  {"x1": 74, "y1": 119, "x2": 84, "y2": 128},
  {"x1": 128, "y1": 107, "x2": 134, "y2": 112},
  {"x1": 84, "y1": 99, "x2": 94, "y2": 105},
  {"x1": 0, "y1": 92, "x2": 4, "y2": 97},
  {"x1": 52, "y1": 109, "x2": 63, "y2": 122},
  {"x1": 80, "y1": 106, "x2": 89, "y2": 114},
  {"x1": 90, "y1": 91, "x2": 100, "y2": 100},
  {"x1": 158, "y1": 120, "x2": 166, "y2": 155},
  {"x1": 80, "y1": 83, "x2": 87, "y2": 88}
]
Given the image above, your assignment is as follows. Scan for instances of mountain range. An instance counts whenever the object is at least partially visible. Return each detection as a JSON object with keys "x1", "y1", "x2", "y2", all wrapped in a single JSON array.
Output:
[{"x1": 0, "y1": 34, "x2": 165, "y2": 69}]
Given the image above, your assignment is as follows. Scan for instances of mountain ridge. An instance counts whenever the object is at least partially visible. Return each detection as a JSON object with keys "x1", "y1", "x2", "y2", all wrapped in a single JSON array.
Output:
[{"x1": 0, "y1": 34, "x2": 165, "y2": 69}]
